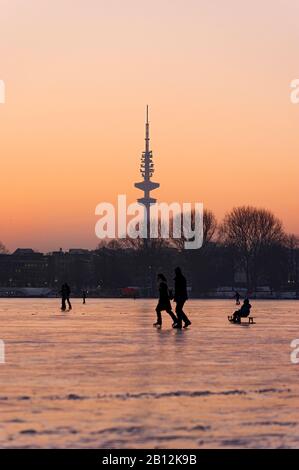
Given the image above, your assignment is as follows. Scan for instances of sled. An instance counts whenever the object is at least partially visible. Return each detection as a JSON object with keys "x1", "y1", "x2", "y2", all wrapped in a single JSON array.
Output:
[{"x1": 228, "y1": 315, "x2": 255, "y2": 325}]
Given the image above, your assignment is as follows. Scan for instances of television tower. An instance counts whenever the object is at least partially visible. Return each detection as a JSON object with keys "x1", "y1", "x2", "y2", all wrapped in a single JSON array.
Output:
[{"x1": 135, "y1": 106, "x2": 160, "y2": 239}]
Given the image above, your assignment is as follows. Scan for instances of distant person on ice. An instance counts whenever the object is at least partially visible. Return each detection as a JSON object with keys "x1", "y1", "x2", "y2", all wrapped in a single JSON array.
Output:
[
  {"x1": 173, "y1": 267, "x2": 191, "y2": 329},
  {"x1": 82, "y1": 290, "x2": 87, "y2": 304},
  {"x1": 234, "y1": 291, "x2": 241, "y2": 305},
  {"x1": 60, "y1": 283, "x2": 72, "y2": 311},
  {"x1": 153, "y1": 274, "x2": 177, "y2": 328},
  {"x1": 232, "y1": 298, "x2": 251, "y2": 323}
]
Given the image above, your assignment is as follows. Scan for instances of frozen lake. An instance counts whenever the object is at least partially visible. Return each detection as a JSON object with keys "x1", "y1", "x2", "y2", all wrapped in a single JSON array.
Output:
[{"x1": 0, "y1": 298, "x2": 299, "y2": 449}]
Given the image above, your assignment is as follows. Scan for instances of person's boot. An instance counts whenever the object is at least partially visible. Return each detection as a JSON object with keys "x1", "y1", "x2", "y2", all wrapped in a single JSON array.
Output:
[
  {"x1": 153, "y1": 322, "x2": 161, "y2": 328},
  {"x1": 183, "y1": 320, "x2": 192, "y2": 328},
  {"x1": 173, "y1": 323, "x2": 182, "y2": 329}
]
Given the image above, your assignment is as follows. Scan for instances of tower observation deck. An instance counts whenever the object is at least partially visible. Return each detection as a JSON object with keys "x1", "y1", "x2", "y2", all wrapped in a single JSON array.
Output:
[{"x1": 135, "y1": 106, "x2": 160, "y2": 237}]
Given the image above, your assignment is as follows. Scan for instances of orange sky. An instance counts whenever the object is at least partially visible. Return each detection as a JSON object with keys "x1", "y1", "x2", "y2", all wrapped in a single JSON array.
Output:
[{"x1": 0, "y1": 0, "x2": 299, "y2": 252}]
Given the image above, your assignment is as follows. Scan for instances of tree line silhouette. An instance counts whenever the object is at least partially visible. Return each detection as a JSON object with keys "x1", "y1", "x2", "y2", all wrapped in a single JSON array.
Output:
[
  {"x1": 96, "y1": 206, "x2": 298, "y2": 294},
  {"x1": 0, "y1": 206, "x2": 298, "y2": 295}
]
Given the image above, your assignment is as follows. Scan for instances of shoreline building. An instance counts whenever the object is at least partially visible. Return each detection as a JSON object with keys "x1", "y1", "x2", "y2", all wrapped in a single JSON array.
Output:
[{"x1": 134, "y1": 106, "x2": 160, "y2": 242}]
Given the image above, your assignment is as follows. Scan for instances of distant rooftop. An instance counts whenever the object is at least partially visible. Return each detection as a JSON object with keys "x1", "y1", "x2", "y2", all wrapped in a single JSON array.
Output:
[
  {"x1": 49, "y1": 248, "x2": 91, "y2": 255},
  {"x1": 13, "y1": 248, "x2": 36, "y2": 255},
  {"x1": 68, "y1": 249, "x2": 90, "y2": 254}
]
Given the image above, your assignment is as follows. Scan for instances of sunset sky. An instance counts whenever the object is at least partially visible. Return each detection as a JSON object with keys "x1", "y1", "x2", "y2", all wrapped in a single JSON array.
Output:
[{"x1": 0, "y1": 0, "x2": 299, "y2": 252}]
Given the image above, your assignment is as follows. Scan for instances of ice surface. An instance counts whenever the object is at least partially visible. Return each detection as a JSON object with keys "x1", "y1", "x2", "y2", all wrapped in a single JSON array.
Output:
[{"x1": 0, "y1": 298, "x2": 298, "y2": 448}]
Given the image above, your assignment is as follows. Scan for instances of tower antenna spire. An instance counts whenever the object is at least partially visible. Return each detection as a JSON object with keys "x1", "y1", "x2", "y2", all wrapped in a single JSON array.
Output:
[
  {"x1": 145, "y1": 105, "x2": 150, "y2": 154},
  {"x1": 135, "y1": 106, "x2": 160, "y2": 241}
]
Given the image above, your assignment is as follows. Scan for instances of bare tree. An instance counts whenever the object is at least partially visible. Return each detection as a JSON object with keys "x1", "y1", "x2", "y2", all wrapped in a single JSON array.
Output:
[
  {"x1": 203, "y1": 209, "x2": 218, "y2": 245},
  {"x1": 97, "y1": 236, "x2": 145, "y2": 251},
  {"x1": 171, "y1": 208, "x2": 217, "y2": 250},
  {"x1": 219, "y1": 206, "x2": 286, "y2": 290}
]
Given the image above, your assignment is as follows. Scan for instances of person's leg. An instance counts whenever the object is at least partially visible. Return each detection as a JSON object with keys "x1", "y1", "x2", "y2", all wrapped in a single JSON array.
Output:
[
  {"x1": 180, "y1": 302, "x2": 191, "y2": 326},
  {"x1": 175, "y1": 302, "x2": 183, "y2": 328},
  {"x1": 61, "y1": 297, "x2": 66, "y2": 311},
  {"x1": 154, "y1": 307, "x2": 162, "y2": 326},
  {"x1": 177, "y1": 300, "x2": 191, "y2": 326},
  {"x1": 67, "y1": 297, "x2": 72, "y2": 310},
  {"x1": 166, "y1": 308, "x2": 178, "y2": 324},
  {"x1": 232, "y1": 310, "x2": 239, "y2": 322}
]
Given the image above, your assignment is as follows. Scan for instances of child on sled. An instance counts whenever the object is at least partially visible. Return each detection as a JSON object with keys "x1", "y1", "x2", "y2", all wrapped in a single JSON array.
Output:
[{"x1": 232, "y1": 298, "x2": 252, "y2": 323}]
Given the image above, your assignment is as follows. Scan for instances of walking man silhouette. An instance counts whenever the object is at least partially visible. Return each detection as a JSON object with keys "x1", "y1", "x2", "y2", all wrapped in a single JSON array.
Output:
[
  {"x1": 60, "y1": 283, "x2": 72, "y2": 311},
  {"x1": 60, "y1": 283, "x2": 66, "y2": 311},
  {"x1": 173, "y1": 267, "x2": 191, "y2": 329},
  {"x1": 65, "y1": 283, "x2": 72, "y2": 310}
]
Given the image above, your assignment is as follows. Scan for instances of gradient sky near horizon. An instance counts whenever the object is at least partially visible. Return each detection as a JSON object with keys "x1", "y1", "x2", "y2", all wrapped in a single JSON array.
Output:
[{"x1": 0, "y1": 0, "x2": 299, "y2": 252}]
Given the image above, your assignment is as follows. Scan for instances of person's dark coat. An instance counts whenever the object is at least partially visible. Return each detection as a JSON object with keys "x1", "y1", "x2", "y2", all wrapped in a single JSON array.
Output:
[
  {"x1": 174, "y1": 273, "x2": 188, "y2": 303},
  {"x1": 239, "y1": 300, "x2": 251, "y2": 317},
  {"x1": 157, "y1": 281, "x2": 172, "y2": 311},
  {"x1": 65, "y1": 284, "x2": 71, "y2": 297}
]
